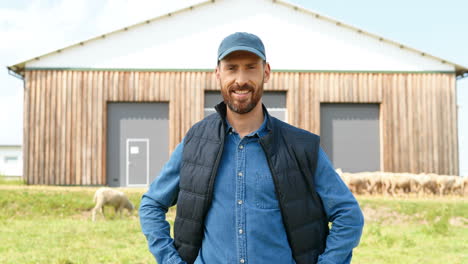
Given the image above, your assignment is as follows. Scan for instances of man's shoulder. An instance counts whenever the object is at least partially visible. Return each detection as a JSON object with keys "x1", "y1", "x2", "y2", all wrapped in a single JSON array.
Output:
[
  {"x1": 185, "y1": 113, "x2": 223, "y2": 138},
  {"x1": 192, "y1": 113, "x2": 222, "y2": 128}
]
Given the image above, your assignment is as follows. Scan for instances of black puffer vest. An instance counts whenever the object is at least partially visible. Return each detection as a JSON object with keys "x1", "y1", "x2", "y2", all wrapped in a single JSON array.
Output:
[{"x1": 174, "y1": 102, "x2": 329, "y2": 264}]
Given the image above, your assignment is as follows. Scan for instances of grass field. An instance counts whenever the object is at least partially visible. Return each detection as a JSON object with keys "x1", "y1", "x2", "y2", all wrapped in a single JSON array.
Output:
[{"x1": 0, "y1": 182, "x2": 466, "y2": 264}]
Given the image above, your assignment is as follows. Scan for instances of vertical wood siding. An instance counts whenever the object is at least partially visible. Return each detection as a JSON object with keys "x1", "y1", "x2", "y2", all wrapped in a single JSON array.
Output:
[{"x1": 22, "y1": 71, "x2": 458, "y2": 185}]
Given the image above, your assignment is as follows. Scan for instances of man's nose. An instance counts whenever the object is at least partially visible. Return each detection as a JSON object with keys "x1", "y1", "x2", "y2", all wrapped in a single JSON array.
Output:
[{"x1": 235, "y1": 71, "x2": 248, "y2": 87}]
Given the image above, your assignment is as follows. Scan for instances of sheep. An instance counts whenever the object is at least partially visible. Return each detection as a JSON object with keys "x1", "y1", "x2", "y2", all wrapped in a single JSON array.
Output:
[
  {"x1": 341, "y1": 172, "x2": 369, "y2": 195},
  {"x1": 91, "y1": 187, "x2": 134, "y2": 221},
  {"x1": 463, "y1": 177, "x2": 468, "y2": 196},
  {"x1": 373, "y1": 173, "x2": 394, "y2": 196},
  {"x1": 388, "y1": 173, "x2": 422, "y2": 196},
  {"x1": 336, "y1": 170, "x2": 466, "y2": 197},
  {"x1": 451, "y1": 177, "x2": 465, "y2": 196},
  {"x1": 419, "y1": 174, "x2": 439, "y2": 196}
]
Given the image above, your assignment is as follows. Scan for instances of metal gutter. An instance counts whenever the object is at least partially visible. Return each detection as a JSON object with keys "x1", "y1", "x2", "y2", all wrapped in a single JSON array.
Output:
[
  {"x1": 7, "y1": 67, "x2": 24, "y2": 80},
  {"x1": 21, "y1": 67, "x2": 457, "y2": 75}
]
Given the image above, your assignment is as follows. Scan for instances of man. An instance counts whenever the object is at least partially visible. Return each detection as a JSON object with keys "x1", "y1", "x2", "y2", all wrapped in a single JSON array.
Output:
[{"x1": 140, "y1": 32, "x2": 364, "y2": 264}]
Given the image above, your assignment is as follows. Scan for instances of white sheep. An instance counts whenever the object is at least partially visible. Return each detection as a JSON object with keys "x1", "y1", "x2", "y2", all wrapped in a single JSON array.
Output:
[
  {"x1": 341, "y1": 172, "x2": 370, "y2": 195},
  {"x1": 91, "y1": 187, "x2": 134, "y2": 221},
  {"x1": 336, "y1": 171, "x2": 467, "y2": 197}
]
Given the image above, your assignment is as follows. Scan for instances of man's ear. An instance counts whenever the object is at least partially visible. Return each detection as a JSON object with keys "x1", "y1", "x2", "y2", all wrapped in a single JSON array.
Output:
[
  {"x1": 215, "y1": 65, "x2": 220, "y2": 80},
  {"x1": 263, "y1": 62, "x2": 271, "y2": 83}
]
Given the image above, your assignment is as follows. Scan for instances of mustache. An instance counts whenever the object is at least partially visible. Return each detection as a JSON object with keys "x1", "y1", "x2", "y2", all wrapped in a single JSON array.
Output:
[{"x1": 228, "y1": 83, "x2": 254, "y2": 92}]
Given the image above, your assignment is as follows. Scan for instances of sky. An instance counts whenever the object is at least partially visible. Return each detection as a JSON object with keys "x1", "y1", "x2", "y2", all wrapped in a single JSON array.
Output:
[{"x1": 1, "y1": 0, "x2": 467, "y2": 175}]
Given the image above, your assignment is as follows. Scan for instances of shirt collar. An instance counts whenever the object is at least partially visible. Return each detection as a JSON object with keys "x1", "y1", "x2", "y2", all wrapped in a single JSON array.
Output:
[{"x1": 225, "y1": 111, "x2": 269, "y2": 138}]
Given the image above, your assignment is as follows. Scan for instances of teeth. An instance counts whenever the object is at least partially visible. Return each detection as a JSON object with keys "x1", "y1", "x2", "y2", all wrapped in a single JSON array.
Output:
[{"x1": 234, "y1": 90, "x2": 249, "y2": 94}]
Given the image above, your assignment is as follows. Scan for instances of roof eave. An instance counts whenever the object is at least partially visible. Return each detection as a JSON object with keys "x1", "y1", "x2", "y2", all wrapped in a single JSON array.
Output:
[
  {"x1": 7, "y1": 65, "x2": 25, "y2": 79},
  {"x1": 456, "y1": 68, "x2": 468, "y2": 79}
]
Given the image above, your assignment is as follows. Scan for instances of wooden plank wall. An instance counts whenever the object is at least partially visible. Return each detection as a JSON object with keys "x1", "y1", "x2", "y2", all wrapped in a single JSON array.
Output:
[
  {"x1": 23, "y1": 71, "x2": 458, "y2": 185},
  {"x1": 24, "y1": 70, "x2": 206, "y2": 185}
]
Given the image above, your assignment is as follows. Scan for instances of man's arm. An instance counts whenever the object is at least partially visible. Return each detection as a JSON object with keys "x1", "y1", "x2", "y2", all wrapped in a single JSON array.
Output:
[
  {"x1": 314, "y1": 147, "x2": 364, "y2": 264},
  {"x1": 139, "y1": 141, "x2": 187, "y2": 264}
]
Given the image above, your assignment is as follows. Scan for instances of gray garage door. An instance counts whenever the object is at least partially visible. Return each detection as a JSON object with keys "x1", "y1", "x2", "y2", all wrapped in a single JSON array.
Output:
[
  {"x1": 320, "y1": 103, "x2": 380, "y2": 173},
  {"x1": 204, "y1": 91, "x2": 287, "y2": 122},
  {"x1": 107, "y1": 103, "x2": 169, "y2": 187}
]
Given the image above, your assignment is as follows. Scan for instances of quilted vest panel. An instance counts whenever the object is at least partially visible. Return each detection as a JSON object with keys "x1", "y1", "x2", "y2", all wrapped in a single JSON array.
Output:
[{"x1": 174, "y1": 103, "x2": 328, "y2": 264}]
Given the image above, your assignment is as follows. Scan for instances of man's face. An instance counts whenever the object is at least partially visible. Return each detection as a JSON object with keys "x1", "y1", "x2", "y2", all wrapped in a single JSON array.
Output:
[{"x1": 216, "y1": 51, "x2": 271, "y2": 114}]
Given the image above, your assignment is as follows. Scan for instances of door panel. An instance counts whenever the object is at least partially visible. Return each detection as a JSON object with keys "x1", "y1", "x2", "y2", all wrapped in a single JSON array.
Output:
[
  {"x1": 320, "y1": 103, "x2": 380, "y2": 172},
  {"x1": 127, "y1": 139, "x2": 148, "y2": 186}
]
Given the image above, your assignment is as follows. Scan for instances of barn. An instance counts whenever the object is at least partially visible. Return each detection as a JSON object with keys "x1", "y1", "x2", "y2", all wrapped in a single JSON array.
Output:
[{"x1": 7, "y1": 0, "x2": 468, "y2": 186}]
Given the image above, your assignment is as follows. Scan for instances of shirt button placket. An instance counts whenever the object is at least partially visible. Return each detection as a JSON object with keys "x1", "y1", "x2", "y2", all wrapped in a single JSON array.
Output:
[
  {"x1": 236, "y1": 143, "x2": 246, "y2": 263},
  {"x1": 237, "y1": 142, "x2": 246, "y2": 264}
]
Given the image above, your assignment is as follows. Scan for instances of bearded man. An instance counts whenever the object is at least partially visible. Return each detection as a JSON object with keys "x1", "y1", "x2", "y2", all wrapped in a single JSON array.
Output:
[{"x1": 140, "y1": 32, "x2": 364, "y2": 264}]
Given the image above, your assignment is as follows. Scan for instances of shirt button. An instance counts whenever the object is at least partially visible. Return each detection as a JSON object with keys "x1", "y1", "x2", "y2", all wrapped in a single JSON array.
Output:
[
  {"x1": 239, "y1": 229, "x2": 243, "y2": 234},
  {"x1": 238, "y1": 200, "x2": 243, "y2": 205},
  {"x1": 238, "y1": 172, "x2": 243, "y2": 177},
  {"x1": 239, "y1": 145, "x2": 244, "y2": 149},
  {"x1": 240, "y1": 259, "x2": 245, "y2": 263}
]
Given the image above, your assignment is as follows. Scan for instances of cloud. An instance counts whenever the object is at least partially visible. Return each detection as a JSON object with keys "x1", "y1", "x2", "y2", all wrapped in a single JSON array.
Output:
[{"x1": 0, "y1": 0, "x2": 93, "y2": 63}]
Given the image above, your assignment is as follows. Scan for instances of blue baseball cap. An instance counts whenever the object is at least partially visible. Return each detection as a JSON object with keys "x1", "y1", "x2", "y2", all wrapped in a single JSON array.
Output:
[{"x1": 217, "y1": 32, "x2": 266, "y2": 61}]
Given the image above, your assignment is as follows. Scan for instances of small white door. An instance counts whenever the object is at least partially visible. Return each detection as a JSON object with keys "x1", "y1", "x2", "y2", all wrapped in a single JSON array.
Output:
[{"x1": 126, "y1": 138, "x2": 149, "y2": 187}]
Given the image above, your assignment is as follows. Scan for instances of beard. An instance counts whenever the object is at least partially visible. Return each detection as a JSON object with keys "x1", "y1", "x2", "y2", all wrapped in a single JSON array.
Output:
[{"x1": 220, "y1": 80, "x2": 264, "y2": 114}]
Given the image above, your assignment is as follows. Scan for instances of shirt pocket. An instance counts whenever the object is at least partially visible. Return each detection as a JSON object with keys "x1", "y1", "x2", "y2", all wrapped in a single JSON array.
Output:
[{"x1": 255, "y1": 172, "x2": 280, "y2": 209}]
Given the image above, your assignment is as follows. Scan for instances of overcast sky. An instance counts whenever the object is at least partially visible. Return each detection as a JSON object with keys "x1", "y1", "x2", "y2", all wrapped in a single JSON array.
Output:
[{"x1": 1, "y1": 0, "x2": 467, "y2": 175}]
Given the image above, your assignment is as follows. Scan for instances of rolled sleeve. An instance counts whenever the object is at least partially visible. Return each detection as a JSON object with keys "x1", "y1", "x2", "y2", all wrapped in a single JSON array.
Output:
[
  {"x1": 139, "y1": 140, "x2": 187, "y2": 264},
  {"x1": 314, "y1": 147, "x2": 364, "y2": 264}
]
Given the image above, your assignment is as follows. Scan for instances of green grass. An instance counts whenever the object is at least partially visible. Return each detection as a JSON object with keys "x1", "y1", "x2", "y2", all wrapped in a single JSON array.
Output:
[
  {"x1": 0, "y1": 218, "x2": 151, "y2": 264},
  {"x1": 0, "y1": 177, "x2": 25, "y2": 185},
  {"x1": 0, "y1": 184, "x2": 466, "y2": 264},
  {"x1": 0, "y1": 185, "x2": 157, "y2": 264},
  {"x1": 354, "y1": 196, "x2": 468, "y2": 264}
]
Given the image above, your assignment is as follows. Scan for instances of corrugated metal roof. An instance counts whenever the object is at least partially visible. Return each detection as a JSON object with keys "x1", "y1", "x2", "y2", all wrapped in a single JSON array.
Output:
[{"x1": 7, "y1": 0, "x2": 468, "y2": 78}]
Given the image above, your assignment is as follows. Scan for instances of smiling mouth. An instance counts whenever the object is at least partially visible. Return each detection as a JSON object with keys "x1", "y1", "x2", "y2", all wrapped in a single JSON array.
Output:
[{"x1": 232, "y1": 90, "x2": 250, "y2": 94}]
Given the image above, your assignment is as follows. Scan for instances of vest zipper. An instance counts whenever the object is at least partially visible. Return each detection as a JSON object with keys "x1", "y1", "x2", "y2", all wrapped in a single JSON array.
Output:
[{"x1": 205, "y1": 132, "x2": 225, "y2": 215}]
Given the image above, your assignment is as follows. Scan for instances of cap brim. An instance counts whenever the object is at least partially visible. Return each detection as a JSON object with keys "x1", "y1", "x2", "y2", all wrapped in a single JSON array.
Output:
[{"x1": 218, "y1": 46, "x2": 266, "y2": 61}]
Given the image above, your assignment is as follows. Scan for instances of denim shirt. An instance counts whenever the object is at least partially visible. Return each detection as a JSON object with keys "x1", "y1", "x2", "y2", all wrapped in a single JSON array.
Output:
[{"x1": 140, "y1": 115, "x2": 364, "y2": 264}]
